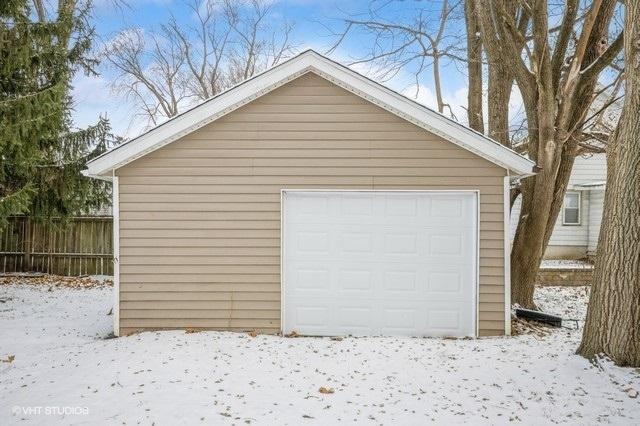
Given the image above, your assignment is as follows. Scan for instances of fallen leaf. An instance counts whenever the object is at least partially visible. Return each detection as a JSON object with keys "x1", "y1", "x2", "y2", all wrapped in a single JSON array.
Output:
[
  {"x1": 0, "y1": 274, "x2": 112, "y2": 289},
  {"x1": 2, "y1": 355, "x2": 15, "y2": 363},
  {"x1": 319, "y1": 386, "x2": 334, "y2": 394},
  {"x1": 185, "y1": 328, "x2": 201, "y2": 334},
  {"x1": 248, "y1": 330, "x2": 258, "y2": 338},
  {"x1": 285, "y1": 331, "x2": 299, "y2": 338}
]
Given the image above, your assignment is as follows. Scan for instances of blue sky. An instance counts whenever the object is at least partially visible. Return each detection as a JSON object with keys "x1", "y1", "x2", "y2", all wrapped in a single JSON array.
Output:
[{"x1": 73, "y1": 0, "x2": 471, "y2": 138}]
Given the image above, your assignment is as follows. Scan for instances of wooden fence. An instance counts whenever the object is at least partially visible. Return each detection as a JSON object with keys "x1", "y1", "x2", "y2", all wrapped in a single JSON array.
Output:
[{"x1": 0, "y1": 216, "x2": 113, "y2": 276}]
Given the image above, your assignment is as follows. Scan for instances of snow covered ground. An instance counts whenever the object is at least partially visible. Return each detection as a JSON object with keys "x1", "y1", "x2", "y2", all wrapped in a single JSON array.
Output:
[
  {"x1": 1, "y1": 281, "x2": 639, "y2": 425},
  {"x1": 540, "y1": 259, "x2": 594, "y2": 269}
]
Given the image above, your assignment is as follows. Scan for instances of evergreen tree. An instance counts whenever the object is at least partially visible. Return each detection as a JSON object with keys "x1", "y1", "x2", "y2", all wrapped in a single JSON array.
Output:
[{"x1": 0, "y1": 0, "x2": 117, "y2": 230}]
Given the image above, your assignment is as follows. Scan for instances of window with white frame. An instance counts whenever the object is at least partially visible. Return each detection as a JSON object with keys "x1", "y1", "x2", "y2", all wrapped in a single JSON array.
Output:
[{"x1": 563, "y1": 192, "x2": 581, "y2": 225}]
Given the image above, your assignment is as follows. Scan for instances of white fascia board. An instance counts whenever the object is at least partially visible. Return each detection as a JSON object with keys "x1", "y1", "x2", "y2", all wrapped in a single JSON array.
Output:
[
  {"x1": 86, "y1": 50, "x2": 535, "y2": 177},
  {"x1": 81, "y1": 169, "x2": 112, "y2": 182}
]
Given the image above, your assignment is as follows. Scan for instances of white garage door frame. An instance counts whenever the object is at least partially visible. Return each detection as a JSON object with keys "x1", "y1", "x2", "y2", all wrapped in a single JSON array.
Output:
[{"x1": 280, "y1": 189, "x2": 481, "y2": 337}]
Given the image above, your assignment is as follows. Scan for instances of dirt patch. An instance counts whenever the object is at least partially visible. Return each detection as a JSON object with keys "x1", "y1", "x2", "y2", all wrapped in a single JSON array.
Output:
[
  {"x1": 0, "y1": 273, "x2": 112, "y2": 288},
  {"x1": 511, "y1": 316, "x2": 555, "y2": 337},
  {"x1": 536, "y1": 268, "x2": 593, "y2": 286}
]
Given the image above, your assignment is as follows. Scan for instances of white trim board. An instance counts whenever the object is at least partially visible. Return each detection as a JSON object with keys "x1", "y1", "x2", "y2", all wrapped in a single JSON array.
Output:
[
  {"x1": 503, "y1": 176, "x2": 512, "y2": 335},
  {"x1": 85, "y1": 50, "x2": 535, "y2": 179},
  {"x1": 111, "y1": 173, "x2": 120, "y2": 336}
]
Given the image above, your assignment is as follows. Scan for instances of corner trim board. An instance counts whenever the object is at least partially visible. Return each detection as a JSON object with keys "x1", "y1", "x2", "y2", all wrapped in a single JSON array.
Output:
[
  {"x1": 112, "y1": 172, "x2": 120, "y2": 336},
  {"x1": 503, "y1": 175, "x2": 512, "y2": 335}
]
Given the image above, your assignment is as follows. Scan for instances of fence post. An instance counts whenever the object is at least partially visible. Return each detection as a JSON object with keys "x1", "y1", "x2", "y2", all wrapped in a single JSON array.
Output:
[{"x1": 23, "y1": 217, "x2": 32, "y2": 272}]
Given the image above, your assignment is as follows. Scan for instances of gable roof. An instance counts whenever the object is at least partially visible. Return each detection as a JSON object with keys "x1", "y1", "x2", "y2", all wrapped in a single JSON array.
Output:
[{"x1": 84, "y1": 50, "x2": 535, "y2": 179}]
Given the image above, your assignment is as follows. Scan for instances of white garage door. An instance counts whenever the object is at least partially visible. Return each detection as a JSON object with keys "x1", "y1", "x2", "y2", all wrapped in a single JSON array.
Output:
[{"x1": 282, "y1": 191, "x2": 478, "y2": 337}]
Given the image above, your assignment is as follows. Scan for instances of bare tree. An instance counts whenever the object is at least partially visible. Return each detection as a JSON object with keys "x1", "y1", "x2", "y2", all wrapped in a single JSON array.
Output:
[
  {"x1": 328, "y1": 0, "x2": 463, "y2": 118},
  {"x1": 578, "y1": 2, "x2": 639, "y2": 367},
  {"x1": 476, "y1": 0, "x2": 623, "y2": 308},
  {"x1": 330, "y1": 0, "x2": 624, "y2": 309},
  {"x1": 103, "y1": 0, "x2": 294, "y2": 127}
]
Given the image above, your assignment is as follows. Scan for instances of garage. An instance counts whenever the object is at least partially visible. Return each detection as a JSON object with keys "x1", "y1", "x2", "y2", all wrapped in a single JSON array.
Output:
[
  {"x1": 84, "y1": 50, "x2": 535, "y2": 337},
  {"x1": 282, "y1": 191, "x2": 478, "y2": 337}
]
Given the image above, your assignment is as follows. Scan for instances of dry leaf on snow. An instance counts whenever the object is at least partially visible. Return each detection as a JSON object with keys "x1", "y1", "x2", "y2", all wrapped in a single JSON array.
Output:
[{"x1": 319, "y1": 387, "x2": 334, "y2": 394}]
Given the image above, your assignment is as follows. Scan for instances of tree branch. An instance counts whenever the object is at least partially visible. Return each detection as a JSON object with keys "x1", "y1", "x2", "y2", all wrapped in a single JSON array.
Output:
[{"x1": 579, "y1": 30, "x2": 624, "y2": 83}]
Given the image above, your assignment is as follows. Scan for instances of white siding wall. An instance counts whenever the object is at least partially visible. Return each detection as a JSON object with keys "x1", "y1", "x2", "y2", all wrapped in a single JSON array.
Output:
[
  {"x1": 588, "y1": 190, "x2": 605, "y2": 255},
  {"x1": 568, "y1": 154, "x2": 607, "y2": 185},
  {"x1": 510, "y1": 192, "x2": 590, "y2": 247},
  {"x1": 509, "y1": 153, "x2": 607, "y2": 257}
]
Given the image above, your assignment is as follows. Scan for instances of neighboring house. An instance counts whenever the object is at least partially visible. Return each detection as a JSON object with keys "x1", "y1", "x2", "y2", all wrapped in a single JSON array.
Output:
[
  {"x1": 85, "y1": 50, "x2": 534, "y2": 339},
  {"x1": 86, "y1": 204, "x2": 113, "y2": 216},
  {"x1": 510, "y1": 153, "x2": 607, "y2": 259}
]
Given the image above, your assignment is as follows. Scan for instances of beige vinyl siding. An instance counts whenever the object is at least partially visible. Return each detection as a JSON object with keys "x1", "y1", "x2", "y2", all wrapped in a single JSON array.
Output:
[{"x1": 116, "y1": 72, "x2": 507, "y2": 336}]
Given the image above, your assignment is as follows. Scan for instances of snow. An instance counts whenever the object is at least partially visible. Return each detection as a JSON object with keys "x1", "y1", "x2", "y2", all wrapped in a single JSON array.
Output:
[
  {"x1": 1, "y1": 282, "x2": 639, "y2": 425},
  {"x1": 541, "y1": 259, "x2": 594, "y2": 269}
]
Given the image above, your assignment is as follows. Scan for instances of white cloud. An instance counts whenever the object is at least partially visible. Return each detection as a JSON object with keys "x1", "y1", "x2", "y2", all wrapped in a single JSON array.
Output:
[
  {"x1": 71, "y1": 73, "x2": 146, "y2": 138},
  {"x1": 401, "y1": 84, "x2": 469, "y2": 124}
]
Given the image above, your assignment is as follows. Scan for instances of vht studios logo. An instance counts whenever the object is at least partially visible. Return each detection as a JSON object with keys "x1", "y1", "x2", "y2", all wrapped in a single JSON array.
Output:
[{"x1": 12, "y1": 406, "x2": 89, "y2": 416}]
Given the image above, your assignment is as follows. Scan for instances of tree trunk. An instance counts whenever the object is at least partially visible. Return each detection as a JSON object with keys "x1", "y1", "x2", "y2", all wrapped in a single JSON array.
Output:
[
  {"x1": 487, "y1": 63, "x2": 512, "y2": 147},
  {"x1": 543, "y1": 144, "x2": 577, "y2": 248},
  {"x1": 464, "y1": 0, "x2": 484, "y2": 133},
  {"x1": 578, "y1": 5, "x2": 640, "y2": 366},
  {"x1": 510, "y1": 186, "x2": 552, "y2": 308},
  {"x1": 511, "y1": 153, "x2": 564, "y2": 308},
  {"x1": 510, "y1": 146, "x2": 561, "y2": 309}
]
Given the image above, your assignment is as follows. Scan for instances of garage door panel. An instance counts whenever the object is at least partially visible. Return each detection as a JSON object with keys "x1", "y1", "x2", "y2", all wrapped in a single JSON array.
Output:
[
  {"x1": 287, "y1": 296, "x2": 473, "y2": 336},
  {"x1": 285, "y1": 192, "x2": 475, "y2": 228},
  {"x1": 335, "y1": 305, "x2": 375, "y2": 332},
  {"x1": 289, "y1": 260, "x2": 469, "y2": 294},
  {"x1": 292, "y1": 305, "x2": 330, "y2": 331},
  {"x1": 286, "y1": 224, "x2": 474, "y2": 264},
  {"x1": 283, "y1": 191, "x2": 478, "y2": 337},
  {"x1": 382, "y1": 307, "x2": 420, "y2": 334},
  {"x1": 287, "y1": 261, "x2": 474, "y2": 301},
  {"x1": 295, "y1": 231, "x2": 330, "y2": 253},
  {"x1": 340, "y1": 231, "x2": 375, "y2": 253},
  {"x1": 339, "y1": 194, "x2": 375, "y2": 217},
  {"x1": 428, "y1": 309, "x2": 461, "y2": 332},
  {"x1": 294, "y1": 267, "x2": 330, "y2": 292}
]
